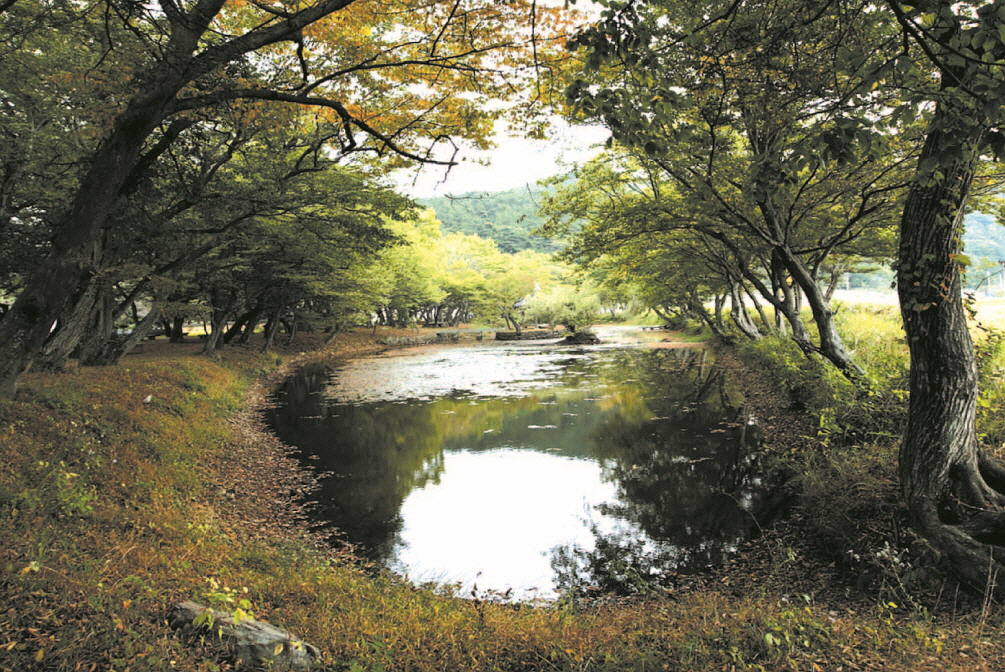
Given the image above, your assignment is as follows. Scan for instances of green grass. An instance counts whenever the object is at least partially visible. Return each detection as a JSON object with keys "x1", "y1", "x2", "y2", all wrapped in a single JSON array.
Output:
[{"x1": 2, "y1": 325, "x2": 1005, "y2": 671}]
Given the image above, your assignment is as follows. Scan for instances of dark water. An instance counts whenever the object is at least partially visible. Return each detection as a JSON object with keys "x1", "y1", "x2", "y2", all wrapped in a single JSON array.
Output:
[{"x1": 265, "y1": 328, "x2": 782, "y2": 600}]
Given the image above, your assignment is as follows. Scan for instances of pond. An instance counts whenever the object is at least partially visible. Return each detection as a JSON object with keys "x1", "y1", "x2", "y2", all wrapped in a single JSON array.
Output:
[{"x1": 265, "y1": 327, "x2": 784, "y2": 600}]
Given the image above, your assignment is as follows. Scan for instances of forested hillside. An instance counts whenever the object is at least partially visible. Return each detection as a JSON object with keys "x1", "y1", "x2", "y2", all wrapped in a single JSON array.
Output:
[
  {"x1": 419, "y1": 187, "x2": 560, "y2": 254},
  {"x1": 966, "y1": 212, "x2": 1005, "y2": 260}
]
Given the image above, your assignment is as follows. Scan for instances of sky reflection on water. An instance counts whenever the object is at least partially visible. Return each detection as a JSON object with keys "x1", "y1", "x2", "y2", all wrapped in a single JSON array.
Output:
[{"x1": 266, "y1": 328, "x2": 777, "y2": 600}]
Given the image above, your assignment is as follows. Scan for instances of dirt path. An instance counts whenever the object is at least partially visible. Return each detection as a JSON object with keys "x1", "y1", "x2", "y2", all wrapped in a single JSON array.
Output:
[{"x1": 191, "y1": 330, "x2": 414, "y2": 553}]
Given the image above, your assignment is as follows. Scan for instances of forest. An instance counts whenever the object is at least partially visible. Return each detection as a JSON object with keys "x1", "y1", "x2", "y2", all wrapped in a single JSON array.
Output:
[
  {"x1": 418, "y1": 187, "x2": 559, "y2": 255},
  {"x1": 5, "y1": 0, "x2": 1005, "y2": 670}
]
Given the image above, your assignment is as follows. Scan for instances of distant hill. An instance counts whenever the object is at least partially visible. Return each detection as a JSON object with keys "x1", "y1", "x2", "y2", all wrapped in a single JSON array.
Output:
[
  {"x1": 965, "y1": 212, "x2": 1005, "y2": 262},
  {"x1": 418, "y1": 187, "x2": 561, "y2": 254},
  {"x1": 419, "y1": 190, "x2": 1005, "y2": 285},
  {"x1": 964, "y1": 212, "x2": 1005, "y2": 289}
]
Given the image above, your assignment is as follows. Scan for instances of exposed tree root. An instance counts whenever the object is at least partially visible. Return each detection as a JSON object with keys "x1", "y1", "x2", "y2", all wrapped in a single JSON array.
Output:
[
  {"x1": 918, "y1": 466, "x2": 1005, "y2": 596},
  {"x1": 979, "y1": 453, "x2": 1005, "y2": 495}
]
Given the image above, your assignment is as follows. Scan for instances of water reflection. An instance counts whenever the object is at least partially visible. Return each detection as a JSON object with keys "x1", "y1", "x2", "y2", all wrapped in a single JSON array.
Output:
[{"x1": 266, "y1": 334, "x2": 780, "y2": 599}]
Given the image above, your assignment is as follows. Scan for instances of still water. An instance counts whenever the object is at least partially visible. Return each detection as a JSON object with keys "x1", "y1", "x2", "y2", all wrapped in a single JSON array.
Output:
[{"x1": 266, "y1": 327, "x2": 780, "y2": 600}]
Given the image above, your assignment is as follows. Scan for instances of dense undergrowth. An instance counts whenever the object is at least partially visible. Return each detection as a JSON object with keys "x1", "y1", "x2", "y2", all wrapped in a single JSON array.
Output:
[
  {"x1": 737, "y1": 302, "x2": 1005, "y2": 608},
  {"x1": 2, "y1": 317, "x2": 1005, "y2": 671}
]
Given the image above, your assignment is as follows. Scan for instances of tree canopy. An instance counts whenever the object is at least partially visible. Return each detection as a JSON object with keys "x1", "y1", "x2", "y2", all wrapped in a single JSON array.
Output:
[
  {"x1": 553, "y1": 0, "x2": 1005, "y2": 594},
  {"x1": 0, "y1": 0, "x2": 581, "y2": 392}
]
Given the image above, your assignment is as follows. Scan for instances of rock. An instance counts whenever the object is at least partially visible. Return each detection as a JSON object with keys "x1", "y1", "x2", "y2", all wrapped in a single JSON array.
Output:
[
  {"x1": 560, "y1": 331, "x2": 601, "y2": 345},
  {"x1": 494, "y1": 329, "x2": 559, "y2": 341},
  {"x1": 168, "y1": 601, "x2": 322, "y2": 670}
]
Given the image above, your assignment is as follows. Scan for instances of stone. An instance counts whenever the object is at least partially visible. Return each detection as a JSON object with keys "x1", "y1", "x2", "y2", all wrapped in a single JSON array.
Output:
[
  {"x1": 559, "y1": 331, "x2": 601, "y2": 345},
  {"x1": 494, "y1": 329, "x2": 559, "y2": 341},
  {"x1": 168, "y1": 601, "x2": 322, "y2": 670}
]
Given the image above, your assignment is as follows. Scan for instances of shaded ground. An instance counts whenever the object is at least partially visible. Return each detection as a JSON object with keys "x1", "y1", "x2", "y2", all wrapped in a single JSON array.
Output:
[{"x1": 152, "y1": 329, "x2": 418, "y2": 557}]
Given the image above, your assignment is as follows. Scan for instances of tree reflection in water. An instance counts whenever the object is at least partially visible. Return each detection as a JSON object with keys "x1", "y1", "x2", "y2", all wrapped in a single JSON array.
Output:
[
  {"x1": 266, "y1": 338, "x2": 786, "y2": 597},
  {"x1": 552, "y1": 349, "x2": 778, "y2": 596}
]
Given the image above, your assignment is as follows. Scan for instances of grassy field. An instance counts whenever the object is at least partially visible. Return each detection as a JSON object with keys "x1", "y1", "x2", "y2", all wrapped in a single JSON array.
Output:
[{"x1": 2, "y1": 315, "x2": 1005, "y2": 671}]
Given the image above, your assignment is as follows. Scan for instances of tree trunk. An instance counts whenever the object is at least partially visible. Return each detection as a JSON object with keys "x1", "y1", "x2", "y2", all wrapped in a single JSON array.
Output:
[
  {"x1": 168, "y1": 315, "x2": 187, "y2": 342},
  {"x1": 687, "y1": 290, "x2": 729, "y2": 342},
  {"x1": 897, "y1": 101, "x2": 1005, "y2": 593},
  {"x1": 201, "y1": 308, "x2": 228, "y2": 355},
  {"x1": 0, "y1": 78, "x2": 188, "y2": 395},
  {"x1": 286, "y1": 316, "x2": 300, "y2": 343},
  {"x1": 261, "y1": 302, "x2": 286, "y2": 352},
  {"x1": 236, "y1": 306, "x2": 263, "y2": 345},
  {"x1": 84, "y1": 305, "x2": 162, "y2": 366},
  {"x1": 744, "y1": 285, "x2": 772, "y2": 334},
  {"x1": 32, "y1": 280, "x2": 103, "y2": 371},
  {"x1": 76, "y1": 283, "x2": 119, "y2": 366},
  {"x1": 776, "y1": 245, "x2": 866, "y2": 383},
  {"x1": 224, "y1": 309, "x2": 254, "y2": 344},
  {"x1": 824, "y1": 263, "x2": 845, "y2": 302},
  {"x1": 729, "y1": 282, "x2": 762, "y2": 341},
  {"x1": 712, "y1": 293, "x2": 727, "y2": 334}
]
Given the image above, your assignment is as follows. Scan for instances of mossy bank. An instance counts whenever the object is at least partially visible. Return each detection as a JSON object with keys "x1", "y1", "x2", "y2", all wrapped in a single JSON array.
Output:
[{"x1": 2, "y1": 324, "x2": 1004, "y2": 672}]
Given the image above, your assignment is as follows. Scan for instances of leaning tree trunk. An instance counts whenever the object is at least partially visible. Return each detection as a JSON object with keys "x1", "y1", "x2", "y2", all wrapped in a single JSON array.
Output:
[
  {"x1": 75, "y1": 282, "x2": 119, "y2": 366},
  {"x1": 687, "y1": 289, "x2": 729, "y2": 342},
  {"x1": 728, "y1": 282, "x2": 762, "y2": 341},
  {"x1": 776, "y1": 244, "x2": 866, "y2": 384},
  {"x1": 261, "y1": 302, "x2": 287, "y2": 352},
  {"x1": 32, "y1": 280, "x2": 103, "y2": 371},
  {"x1": 83, "y1": 305, "x2": 163, "y2": 366},
  {"x1": 202, "y1": 306, "x2": 230, "y2": 355},
  {"x1": 897, "y1": 105, "x2": 1005, "y2": 593},
  {"x1": 712, "y1": 293, "x2": 727, "y2": 335},
  {"x1": 0, "y1": 78, "x2": 187, "y2": 396}
]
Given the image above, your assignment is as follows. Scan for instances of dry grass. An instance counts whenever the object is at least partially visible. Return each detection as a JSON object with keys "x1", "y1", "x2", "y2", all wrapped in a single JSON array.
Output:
[{"x1": 1, "y1": 325, "x2": 1004, "y2": 671}]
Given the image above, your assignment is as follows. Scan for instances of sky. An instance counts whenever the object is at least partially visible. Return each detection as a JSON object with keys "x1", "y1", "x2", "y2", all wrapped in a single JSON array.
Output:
[{"x1": 393, "y1": 120, "x2": 610, "y2": 199}]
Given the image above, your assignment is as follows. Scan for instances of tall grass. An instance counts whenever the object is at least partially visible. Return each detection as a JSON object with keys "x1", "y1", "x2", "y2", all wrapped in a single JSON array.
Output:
[
  {"x1": 734, "y1": 300, "x2": 1005, "y2": 611},
  {"x1": 1, "y1": 328, "x2": 1004, "y2": 671}
]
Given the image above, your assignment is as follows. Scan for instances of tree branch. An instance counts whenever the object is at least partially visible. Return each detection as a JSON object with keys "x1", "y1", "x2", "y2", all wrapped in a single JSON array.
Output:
[{"x1": 174, "y1": 89, "x2": 458, "y2": 165}]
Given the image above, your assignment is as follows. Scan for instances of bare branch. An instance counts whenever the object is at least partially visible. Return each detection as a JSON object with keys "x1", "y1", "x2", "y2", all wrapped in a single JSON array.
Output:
[{"x1": 175, "y1": 89, "x2": 459, "y2": 165}]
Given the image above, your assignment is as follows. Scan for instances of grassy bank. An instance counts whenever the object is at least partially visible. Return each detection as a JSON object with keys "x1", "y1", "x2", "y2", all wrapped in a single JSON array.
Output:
[{"x1": 2, "y1": 322, "x2": 1004, "y2": 671}]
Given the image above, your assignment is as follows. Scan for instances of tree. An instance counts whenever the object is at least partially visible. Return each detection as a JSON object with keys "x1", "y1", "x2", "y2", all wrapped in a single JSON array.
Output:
[
  {"x1": 371, "y1": 212, "x2": 447, "y2": 327},
  {"x1": 525, "y1": 283, "x2": 600, "y2": 334},
  {"x1": 562, "y1": 0, "x2": 917, "y2": 383},
  {"x1": 27, "y1": 104, "x2": 411, "y2": 366},
  {"x1": 0, "y1": 0, "x2": 576, "y2": 395},
  {"x1": 562, "y1": 0, "x2": 1005, "y2": 592},
  {"x1": 480, "y1": 247, "x2": 566, "y2": 332},
  {"x1": 539, "y1": 157, "x2": 741, "y2": 339},
  {"x1": 885, "y1": 0, "x2": 1005, "y2": 592}
]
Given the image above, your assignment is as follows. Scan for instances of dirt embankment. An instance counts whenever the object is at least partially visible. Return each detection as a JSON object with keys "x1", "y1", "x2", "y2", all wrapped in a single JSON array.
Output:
[{"x1": 167, "y1": 329, "x2": 417, "y2": 554}]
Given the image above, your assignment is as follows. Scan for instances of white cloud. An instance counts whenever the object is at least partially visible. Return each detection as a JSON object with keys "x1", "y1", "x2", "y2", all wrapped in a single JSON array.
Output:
[{"x1": 393, "y1": 121, "x2": 609, "y2": 198}]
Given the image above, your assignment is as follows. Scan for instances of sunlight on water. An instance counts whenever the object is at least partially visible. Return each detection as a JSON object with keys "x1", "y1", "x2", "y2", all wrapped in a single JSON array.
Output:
[{"x1": 390, "y1": 448, "x2": 627, "y2": 600}]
